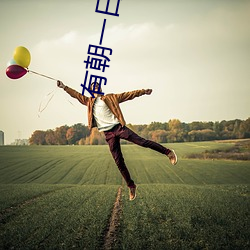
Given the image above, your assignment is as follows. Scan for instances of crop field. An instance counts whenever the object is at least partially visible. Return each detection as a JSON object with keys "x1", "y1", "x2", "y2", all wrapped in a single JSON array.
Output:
[{"x1": 0, "y1": 141, "x2": 249, "y2": 249}]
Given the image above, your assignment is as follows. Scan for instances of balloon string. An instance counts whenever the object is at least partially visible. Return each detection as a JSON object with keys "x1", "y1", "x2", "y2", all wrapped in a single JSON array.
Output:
[
  {"x1": 67, "y1": 99, "x2": 75, "y2": 106},
  {"x1": 38, "y1": 88, "x2": 58, "y2": 118},
  {"x1": 28, "y1": 69, "x2": 58, "y2": 81}
]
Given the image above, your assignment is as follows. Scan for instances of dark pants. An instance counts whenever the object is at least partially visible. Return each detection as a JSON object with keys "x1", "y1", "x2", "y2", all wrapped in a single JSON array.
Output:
[{"x1": 104, "y1": 124, "x2": 171, "y2": 187}]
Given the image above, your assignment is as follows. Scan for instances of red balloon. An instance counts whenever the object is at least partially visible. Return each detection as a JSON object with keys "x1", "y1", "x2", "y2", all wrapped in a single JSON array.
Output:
[{"x1": 6, "y1": 65, "x2": 27, "y2": 79}]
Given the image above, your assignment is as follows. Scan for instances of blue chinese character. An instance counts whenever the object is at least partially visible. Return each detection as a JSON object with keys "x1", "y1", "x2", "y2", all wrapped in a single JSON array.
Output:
[
  {"x1": 83, "y1": 44, "x2": 112, "y2": 73},
  {"x1": 84, "y1": 56, "x2": 110, "y2": 72},
  {"x1": 99, "y1": 19, "x2": 106, "y2": 45},
  {"x1": 81, "y1": 71, "x2": 107, "y2": 97},
  {"x1": 95, "y1": 0, "x2": 121, "y2": 17},
  {"x1": 87, "y1": 44, "x2": 112, "y2": 61}
]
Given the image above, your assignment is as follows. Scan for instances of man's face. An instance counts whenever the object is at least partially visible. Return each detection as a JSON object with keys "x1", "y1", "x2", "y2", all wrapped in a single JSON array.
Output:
[
  {"x1": 91, "y1": 83, "x2": 102, "y2": 97},
  {"x1": 93, "y1": 84, "x2": 99, "y2": 91}
]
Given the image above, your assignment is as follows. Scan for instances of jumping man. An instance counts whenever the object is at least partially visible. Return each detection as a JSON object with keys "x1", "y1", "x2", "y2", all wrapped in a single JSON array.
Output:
[{"x1": 57, "y1": 81, "x2": 177, "y2": 201}]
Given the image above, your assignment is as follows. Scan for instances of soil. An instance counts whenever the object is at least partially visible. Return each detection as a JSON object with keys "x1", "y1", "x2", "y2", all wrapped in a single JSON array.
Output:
[{"x1": 103, "y1": 186, "x2": 123, "y2": 250}]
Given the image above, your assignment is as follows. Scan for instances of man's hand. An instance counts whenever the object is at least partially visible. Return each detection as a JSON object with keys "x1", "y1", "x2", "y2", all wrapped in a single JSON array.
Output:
[
  {"x1": 145, "y1": 89, "x2": 152, "y2": 95},
  {"x1": 57, "y1": 80, "x2": 65, "y2": 89}
]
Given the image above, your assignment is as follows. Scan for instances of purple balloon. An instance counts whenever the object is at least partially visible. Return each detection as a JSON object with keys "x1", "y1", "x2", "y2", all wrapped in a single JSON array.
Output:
[{"x1": 6, "y1": 65, "x2": 27, "y2": 79}]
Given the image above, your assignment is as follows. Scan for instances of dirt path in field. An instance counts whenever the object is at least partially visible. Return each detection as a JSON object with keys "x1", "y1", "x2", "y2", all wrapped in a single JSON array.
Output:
[{"x1": 103, "y1": 186, "x2": 123, "y2": 250}]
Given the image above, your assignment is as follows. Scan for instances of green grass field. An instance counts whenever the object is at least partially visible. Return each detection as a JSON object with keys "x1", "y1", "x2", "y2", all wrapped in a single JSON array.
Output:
[{"x1": 0, "y1": 141, "x2": 249, "y2": 249}]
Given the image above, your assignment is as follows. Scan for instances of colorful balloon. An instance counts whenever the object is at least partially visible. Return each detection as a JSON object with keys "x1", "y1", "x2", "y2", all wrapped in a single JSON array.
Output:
[
  {"x1": 7, "y1": 58, "x2": 17, "y2": 67},
  {"x1": 6, "y1": 65, "x2": 27, "y2": 79},
  {"x1": 13, "y1": 46, "x2": 31, "y2": 68}
]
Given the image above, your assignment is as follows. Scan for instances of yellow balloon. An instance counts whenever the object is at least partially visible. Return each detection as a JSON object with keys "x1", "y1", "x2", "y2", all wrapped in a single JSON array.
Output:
[{"x1": 13, "y1": 46, "x2": 31, "y2": 68}]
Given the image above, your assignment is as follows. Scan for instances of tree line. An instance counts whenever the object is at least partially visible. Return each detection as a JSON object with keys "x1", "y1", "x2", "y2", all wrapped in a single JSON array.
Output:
[{"x1": 29, "y1": 118, "x2": 250, "y2": 145}]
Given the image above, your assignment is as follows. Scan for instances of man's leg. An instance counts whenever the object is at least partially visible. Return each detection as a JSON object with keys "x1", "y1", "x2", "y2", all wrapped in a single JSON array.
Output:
[
  {"x1": 104, "y1": 131, "x2": 135, "y2": 187},
  {"x1": 119, "y1": 126, "x2": 171, "y2": 154},
  {"x1": 118, "y1": 125, "x2": 177, "y2": 165}
]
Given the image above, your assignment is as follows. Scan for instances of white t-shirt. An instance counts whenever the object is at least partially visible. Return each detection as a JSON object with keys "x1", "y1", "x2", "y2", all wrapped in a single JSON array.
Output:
[{"x1": 93, "y1": 97, "x2": 119, "y2": 132}]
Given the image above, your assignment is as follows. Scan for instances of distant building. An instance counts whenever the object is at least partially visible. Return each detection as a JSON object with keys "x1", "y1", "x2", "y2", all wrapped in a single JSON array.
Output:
[{"x1": 0, "y1": 131, "x2": 4, "y2": 145}]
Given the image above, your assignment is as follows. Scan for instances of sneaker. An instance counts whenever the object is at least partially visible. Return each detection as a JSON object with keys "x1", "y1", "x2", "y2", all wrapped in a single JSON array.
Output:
[
  {"x1": 129, "y1": 186, "x2": 137, "y2": 201},
  {"x1": 168, "y1": 150, "x2": 178, "y2": 165}
]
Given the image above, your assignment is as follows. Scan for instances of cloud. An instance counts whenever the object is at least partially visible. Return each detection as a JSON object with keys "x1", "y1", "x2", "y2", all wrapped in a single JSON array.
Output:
[
  {"x1": 33, "y1": 31, "x2": 84, "y2": 55},
  {"x1": 30, "y1": 23, "x2": 160, "y2": 77},
  {"x1": 32, "y1": 22, "x2": 155, "y2": 55},
  {"x1": 87, "y1": 22, "x2": 155, "y2": 47},
  {"x1": 57, "y1": 31, "x2": 78, "y2": 44},
  {"x1": 30, "y1": 31, "x2": 88, "y2": 81}
]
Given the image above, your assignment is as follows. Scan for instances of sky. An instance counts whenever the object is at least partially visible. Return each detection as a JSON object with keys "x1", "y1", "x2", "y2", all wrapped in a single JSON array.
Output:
[{"x1": 0, "y1": 0, "x2": 250, "y2": 144}]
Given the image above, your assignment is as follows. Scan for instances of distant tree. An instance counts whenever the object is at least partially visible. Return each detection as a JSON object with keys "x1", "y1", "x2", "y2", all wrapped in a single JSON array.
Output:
[
  {"x1": 188, "y1": 129, "x2": 216, "y2": 141},
  {"x1": 87, "y1": 128, "x2": 106, "y2": 145},
  {"x1": 168, "y1": 119, "x2": 182, "y2": 131},
  {"x1": 45, "y1": 129, "x2": 57, "y2": 145},
  {"x1": 147, "y1": 121, "x2": 168, "y2": 131},
  {"x1": 29, "y1": 118, "x2": 250, "y2": 145},
  {"x1": 126, "y1": 124, "x2": 150, "y2": 140},
  {"x1": 181, "y1": 122, "x2": 189, "y2": 142},
  {"x1": 29, "y1": 130, "x2": 46, "y2": 145},
  {"x1": 213, "y1": 122, "x2": 221, "y2": 139},
  {"x1": 150, "y1": 130, "x2": 168, "y2": 143},
  {"x1": 66, "y1": 123, "x2": 90, "y2": 145},
  {"x1": 85, "y1": 136, "x2": 90, "y2": 145},
  {"x1": 140, "y1": 126, "x2": 150, "y2": 140},
  {"x1": 167, "y1": 119, "x2": 184, "y2": 142},
  {"x1": 239, "y1": 118, "x2": 250, "y2": 138},
  {"x1": 225, "y1": 120, "x2": 235, "y2": 132},
  {"x1": 233, "y1": 119, "x2": 243, "y2": 139},
  {"x1": 78, "y1": 138, "x2": 86, "y2": 145},
  {"x1": 74, "y1": 123, "x2": 90, "y2": 142},
  {"x1": 55, "y1": 125, "x2": 69, "y2": 145},
  {"x1": 134, "y1": 124, "x2": 148, "y2": 133},
  {"x1": 206, "y1": 122, "x2": 214, "y2": 130},
  {"x1": 218, "y1": 120, "x2": 241, "y2": 140},
  {"x1": 66, "y1": 127, "x2": 75, "y2": 144},
  {"x1": 189, "y1": 121, "x2": 204, "y2": 131}
]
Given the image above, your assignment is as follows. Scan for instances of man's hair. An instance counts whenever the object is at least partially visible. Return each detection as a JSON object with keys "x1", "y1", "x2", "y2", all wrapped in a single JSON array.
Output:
[{"x1": 90, "y1": 82, "x2": 99, "y2": 90}]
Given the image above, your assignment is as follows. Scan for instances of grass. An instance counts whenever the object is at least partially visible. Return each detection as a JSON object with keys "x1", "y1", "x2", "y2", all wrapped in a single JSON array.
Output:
[
  {"x1": 186, "y1": 140, "x2": 250, "y2": 161},
  {"x1": 0, "y1": 145, "x2": 121, "y2": 185},
  {"x1": 0, "y1": 184, "x2": 118, "y2": 249},
  {"x1": 0, "y1": 141, "x2": 250, "y2": 249},
  {"x1": 120, "y1": 184, "x2": 250, "y2": 250}
]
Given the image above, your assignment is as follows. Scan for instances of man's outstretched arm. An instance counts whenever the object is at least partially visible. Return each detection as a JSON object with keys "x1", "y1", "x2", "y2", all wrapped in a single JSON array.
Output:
[
  {"x1": 57, "y1": 80, "x2": 89, "y2": 106},
  {"x1": 145, "y1": 89, "x2": 153, "y2": 95},
  {"x1": 116, "y1": 88, "x2": 153, "y2": 103}
]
